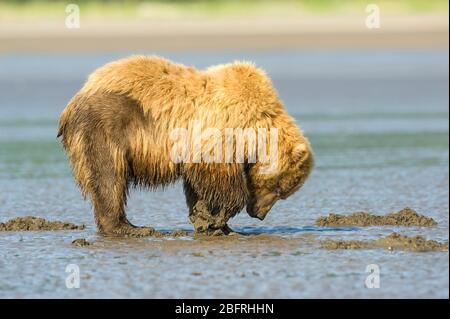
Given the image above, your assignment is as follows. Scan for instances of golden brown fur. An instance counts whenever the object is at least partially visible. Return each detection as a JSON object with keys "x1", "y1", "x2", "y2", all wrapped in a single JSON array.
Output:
[{"x1": 58, "y1": 56, "x2": 313, "y2": 236}]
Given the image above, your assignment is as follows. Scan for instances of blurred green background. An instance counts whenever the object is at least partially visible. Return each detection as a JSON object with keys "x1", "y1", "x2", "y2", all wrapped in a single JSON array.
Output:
[
  {"x1": 1, "y1": 0, "x2": 448, "y2": 19},
  {"x1": 1, "y1": 0, "x2": 448, "y2": 53}
]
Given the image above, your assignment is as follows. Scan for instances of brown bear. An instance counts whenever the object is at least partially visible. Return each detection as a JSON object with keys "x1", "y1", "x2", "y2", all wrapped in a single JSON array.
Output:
[{"x1": 58, "y1": 56, "x2": 313, "y2": 236}]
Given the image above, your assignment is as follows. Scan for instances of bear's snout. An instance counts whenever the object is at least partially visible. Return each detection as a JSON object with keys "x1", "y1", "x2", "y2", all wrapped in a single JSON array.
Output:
[{"x1": 247, "y1": 192, "x2": 279, "y2": 221}]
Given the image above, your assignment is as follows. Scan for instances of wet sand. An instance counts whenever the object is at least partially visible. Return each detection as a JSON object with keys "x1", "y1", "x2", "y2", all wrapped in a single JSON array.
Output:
[
  {"x1": 1, "y1": 14, "x2": 448, "y2": 53},
  {"x1": 71, "y1": 231, "x2": 448, "y2": 253},
  {"x1": 0, "y1": 216, "x2": 84, "y2": 231},
  {"x1": 2, "y1": 31, "x2": 447, "y2": 53},
  {"x1": 322, "y1": 232, "x2": 449, "y2": 252},
  {"x1": 316, "y1": 207, "x2": 437, "y2": 227},
  {"x1": 0, "y1": 216, "x2": 191, "y2": 237},
  {"x1": 2, "y1": 207, "x2": 437, "y2": 233},
  {"x1": 3, "y1": 215, "x2": 447, "y2": 253}
]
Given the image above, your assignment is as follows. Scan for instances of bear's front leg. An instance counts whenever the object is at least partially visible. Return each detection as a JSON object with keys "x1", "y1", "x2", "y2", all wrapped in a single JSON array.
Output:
[
  {"x1": 183, "y1": 181, "x2": 235, "y2": 236},
  {"x1": 188, "y1": 200, "x2": 235, "y2": 236}
]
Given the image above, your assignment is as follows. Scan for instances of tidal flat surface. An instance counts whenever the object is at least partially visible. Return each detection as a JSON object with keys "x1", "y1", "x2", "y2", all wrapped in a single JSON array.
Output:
[{"x1": 0, "y1": 51, "x2": 448, "y2": 298}]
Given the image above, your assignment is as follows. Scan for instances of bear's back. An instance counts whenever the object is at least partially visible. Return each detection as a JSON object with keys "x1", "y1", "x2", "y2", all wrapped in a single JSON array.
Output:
[
  {"x1": 82, "y1": 56, "x2": 196, "y2": 96},
  {"x1": 77, "y1": 56, "x2": 288, "y2": 130}
]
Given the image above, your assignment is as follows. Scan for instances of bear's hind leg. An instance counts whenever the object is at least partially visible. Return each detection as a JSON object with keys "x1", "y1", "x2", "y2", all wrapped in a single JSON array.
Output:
[
  {"x1": 91, "y1": 182, "x2": 158, "y2": 238},
  {"x1": 83, "y1": 134, "x2": 157, "y2": 237}
]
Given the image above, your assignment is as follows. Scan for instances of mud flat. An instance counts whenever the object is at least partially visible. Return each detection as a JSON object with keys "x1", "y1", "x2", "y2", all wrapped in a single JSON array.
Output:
[
  {"x1": 316, "y1": 207, "x2": 437, "y2": 227},
  {"x1": 0, "y1": 216, "x2": 85, "y2": 231},
  {"x1": 322, "y1": 232, "x2": 448, "y2": 252}
]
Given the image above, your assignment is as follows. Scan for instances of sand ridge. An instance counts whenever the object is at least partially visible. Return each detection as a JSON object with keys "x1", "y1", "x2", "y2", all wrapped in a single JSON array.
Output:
[
  {"x1": 321, "y1": 232, "x2": 448, "y2": 252},
  {"x1": 316, "y1": 207, "x2": 437, "y2": 227},
  {"x1": 0, "y1": 216, "x2": 85, "y2": 231}
]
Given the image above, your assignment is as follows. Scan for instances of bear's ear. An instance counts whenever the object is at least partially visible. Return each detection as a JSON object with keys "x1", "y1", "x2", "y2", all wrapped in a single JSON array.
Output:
[{"x1": 290, "y1": 143, "x2": 308, "y2": 163}]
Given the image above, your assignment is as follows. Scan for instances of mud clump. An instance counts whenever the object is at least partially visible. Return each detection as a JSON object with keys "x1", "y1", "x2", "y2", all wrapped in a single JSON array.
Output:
[
  {"x1": 100, "y1": 227, "x2": 191, "y2": 238},
  {"x1": 375, "y1": 232, "x2": 448, "y2": 252},
  {"x1": 169, "y1": 230, "x2": 190, "y2": 237},
  {"x1": 189, "y1": 201, "x2": 233, "y2": 236},
  {"x1": 0, "y1": 216, "x2": 85, "y2": 231},
  {"x1": 130, "y1": 228, "x2": 191, "y2": 238},
  {"x1": 122, "y1": 227, "x2": 165, "y2": 238},
  {"x1": 72, "y1": 238, "x2": 91, "y2": 247},
  {"x1": 322, "y1": 232, "x2": 448, "y2": 252},
  {"x1": 316, "y1": 207, "x2": 437, "y2": 227},
  {"x1": 321, "y1": 239, "x2": 368, "y2": 250}
]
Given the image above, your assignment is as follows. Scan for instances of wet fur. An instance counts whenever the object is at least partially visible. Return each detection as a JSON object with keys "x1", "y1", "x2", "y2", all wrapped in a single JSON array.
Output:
[{"x1": 58, "y1": 56, "x2": 313, "y2": 235}]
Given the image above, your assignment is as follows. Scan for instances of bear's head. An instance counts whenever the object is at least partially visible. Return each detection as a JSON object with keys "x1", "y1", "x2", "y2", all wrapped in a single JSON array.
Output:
[
  {"x1": 246, "y1": 141, "x2": 314, "y2": 220},
  {"x1": 202, "y1": 62, "x2": 314, "y2": 220}
]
